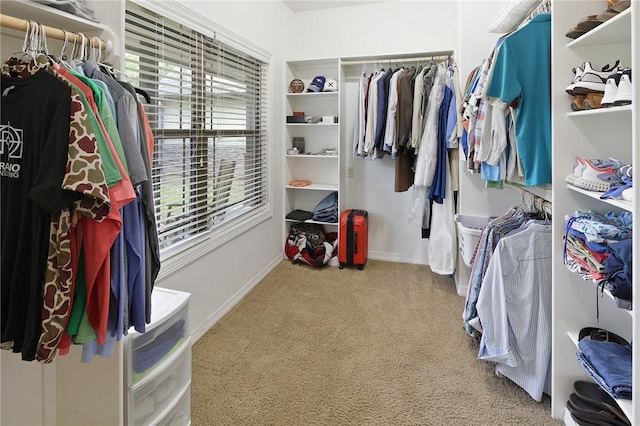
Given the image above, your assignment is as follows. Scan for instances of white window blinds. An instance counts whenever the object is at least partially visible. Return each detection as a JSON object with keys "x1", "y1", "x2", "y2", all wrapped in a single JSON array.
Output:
[{"x1": 124, "y1": 1, "x2": 269, "y2": 255}]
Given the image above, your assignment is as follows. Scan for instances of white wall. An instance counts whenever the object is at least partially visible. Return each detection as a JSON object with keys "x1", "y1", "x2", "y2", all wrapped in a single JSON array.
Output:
[{"x1": 157, "y1": 0, "x2": 293, "y2": 341}]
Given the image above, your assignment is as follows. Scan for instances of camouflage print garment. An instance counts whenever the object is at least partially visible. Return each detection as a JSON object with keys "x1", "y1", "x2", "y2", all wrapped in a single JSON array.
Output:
[{"x1": 1, "y1": 58, "x2": 111, "y2": 363}]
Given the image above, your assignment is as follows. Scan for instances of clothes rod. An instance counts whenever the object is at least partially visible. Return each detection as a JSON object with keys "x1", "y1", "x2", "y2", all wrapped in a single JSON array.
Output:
[
  {"x1": 0, "y1": 13, "x2": 112, "y2": 53},
  {"x1": 506, "y1": 183, "x2": 552, "y2": 214},
  {"x1": 341, "y1": 55, "x2": 452, "y2": 66}
]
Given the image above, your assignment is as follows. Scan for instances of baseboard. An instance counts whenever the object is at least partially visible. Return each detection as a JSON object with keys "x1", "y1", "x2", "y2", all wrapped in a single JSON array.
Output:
[
  {"x1": 191, "y1": 254, "x2": 283, "y2": 343},
  {"x1": 368, "y1": 250, "x2": 428, "y2": 265}
]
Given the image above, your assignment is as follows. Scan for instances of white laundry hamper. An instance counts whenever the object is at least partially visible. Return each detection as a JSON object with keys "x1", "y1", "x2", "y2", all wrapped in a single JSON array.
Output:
[{"x1": 455, "y1": 214, "x2": 492, "y2": 268}]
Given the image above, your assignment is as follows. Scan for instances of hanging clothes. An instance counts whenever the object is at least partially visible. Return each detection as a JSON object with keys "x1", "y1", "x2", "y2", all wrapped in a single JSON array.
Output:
[
  {"x1": 475, "y1": 221, "x2": 552, "y2": 402},
  {"x1": 1, "y1": 38, "x2": 159, "y2": 363},
  {"x1": 1, "y1": 57, "x2": 111, "y2": 361}
]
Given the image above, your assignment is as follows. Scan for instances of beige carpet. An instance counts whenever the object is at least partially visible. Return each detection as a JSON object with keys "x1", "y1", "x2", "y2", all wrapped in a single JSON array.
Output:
[{"x1": 191, "y1": 259, "x2": 562, "y2": 425}]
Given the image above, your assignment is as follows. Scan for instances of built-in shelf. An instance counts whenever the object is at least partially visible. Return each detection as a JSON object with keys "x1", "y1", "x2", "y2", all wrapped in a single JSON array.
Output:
[
  {"x1": 286, "y1": 91, "x2": 339, "y2": 97},
  {"x1": 567, "y1": 104, "x2": 632, "y2": 117},
  {"x1": 285, "y1": 218, "x2": 338, "y2": 226},
  {"x1": 286, "y1": 154, "x2": 339, "y2": 159},
  {"x1": 1, "y1": 0, "x2": 110, "y2": 33},
  {"x1": 567, "y1": 8, "x2": 631, "y2": 48},
  {"x1": 285, "y1": 123, "x2": 339, "y2": 127},
  {"x1": 285, "y1": 183, "x2": 338, "y2": 191},
  {"x1": 567, "y1": 185, "x2": 633, "y2": 212}
]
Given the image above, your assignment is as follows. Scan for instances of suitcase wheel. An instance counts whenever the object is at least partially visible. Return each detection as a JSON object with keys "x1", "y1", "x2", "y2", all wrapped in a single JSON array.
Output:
[
  {"x1": 339, "y1": 263, "x2": 344, "y2": 269},
  {"x1": 357, "y1": 264, "x2": 364, "y2": 270}
]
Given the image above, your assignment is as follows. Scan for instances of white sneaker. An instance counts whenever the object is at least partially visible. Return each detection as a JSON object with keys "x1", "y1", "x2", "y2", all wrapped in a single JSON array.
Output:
[
  {"x1": 565, "y1": 157, "x2": 585, "y2": 185},
  {"x1": 565, "y1": 65, "x2": 585, "y2": 95},
  {"x1": 573, "y1": 61, "x2": 621, "y2": 94},
  {"x1": 601, "y1": 71, "x2": 621, "y2": 107},
  {"x1": 613, "y1": 69, "x2": 632, "y2": 105},
  {"x1": 574, "y1": 157, "x2": 624, "y2": 192}
]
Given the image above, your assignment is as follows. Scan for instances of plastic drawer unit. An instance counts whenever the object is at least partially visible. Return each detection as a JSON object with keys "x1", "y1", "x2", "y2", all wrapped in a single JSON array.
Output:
[{"x1": 125, "y1": 287, "x2": 192, "y2": 426}]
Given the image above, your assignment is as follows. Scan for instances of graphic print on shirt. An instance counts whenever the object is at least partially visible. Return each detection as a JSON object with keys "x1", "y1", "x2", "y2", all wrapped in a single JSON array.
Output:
[{"x1": 0, "y1": 122, "x2": 23, "y2": 179}]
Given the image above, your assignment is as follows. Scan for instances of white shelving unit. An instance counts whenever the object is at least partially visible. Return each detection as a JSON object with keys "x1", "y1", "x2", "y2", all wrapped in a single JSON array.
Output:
[
  {"x1": 283, "y1": 58, "x2": 343, "y2": 250},
  {"x1": 551, "y1": 2, "x2": 638, "y2": 423}
]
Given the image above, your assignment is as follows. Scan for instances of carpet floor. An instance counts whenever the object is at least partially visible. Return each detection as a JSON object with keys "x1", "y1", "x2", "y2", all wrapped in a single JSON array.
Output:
[{"x1": 191, "y1": 259, "x2": 562, "y2": 425}]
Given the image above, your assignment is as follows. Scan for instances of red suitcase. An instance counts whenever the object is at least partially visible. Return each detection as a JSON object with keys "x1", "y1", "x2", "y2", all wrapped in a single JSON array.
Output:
[{"x1": 338, "y1": 209, "x2": 368, "y2": 270}]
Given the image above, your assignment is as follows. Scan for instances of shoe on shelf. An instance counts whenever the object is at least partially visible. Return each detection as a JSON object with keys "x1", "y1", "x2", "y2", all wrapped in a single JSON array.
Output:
[
  {"x1": 601, "y1": 71, "x2": 622, "y2": 107},
  {"x1": 566, "y1": 66, "x2": 584, "y2": 95},
  {"x1": 565, "y1": 26, "x2": 588, "y2": 40},
  {"x1": 597, "y1": 8, "x2": 619, "y2": 21},
  {"x1": 613, "y1": 68, "x2": 632, "y2": 106},
  {"x1": 583, "y1": 92, "x2": 604, "y2": 109},
  {"x1": 565, "y1": 156, "x2": 586, "y2": 185},
  {"x1": 609, "y1": 0, "x2": 630, "y2": 13},
  {"x1": 566, "y1": 60, "x2": 621, "y2": 95},
  {"x1": 616, "y1": 163, "x2": 632, "y2": 179},
  {"x1": 573, "y1": 157, "x2": 624, "y2": 192},
  {"x1": 572, "y1": 62, "x2": 622, "y2": 94},
  {"x1": 571, "y1": 94, "x2": 586, "y2": 111},
  {"x1": 576, "y1": 15, "x2": 604, "y2": 31}
]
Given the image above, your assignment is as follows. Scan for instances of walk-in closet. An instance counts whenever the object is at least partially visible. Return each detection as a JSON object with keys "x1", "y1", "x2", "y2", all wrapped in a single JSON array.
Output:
[{"x1": 1, "y1": 0, "x2": 637, "y2": 425}]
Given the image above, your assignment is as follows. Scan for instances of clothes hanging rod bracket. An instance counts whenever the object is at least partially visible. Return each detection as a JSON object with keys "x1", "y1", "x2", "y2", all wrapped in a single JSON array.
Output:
[{"x1": 0, "y1": 13, "x2": 113, "y2": 53}]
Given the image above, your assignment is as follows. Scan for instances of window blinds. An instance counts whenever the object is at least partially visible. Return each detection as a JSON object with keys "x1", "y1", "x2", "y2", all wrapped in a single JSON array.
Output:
[{"x1": 124, "y1": 1, "x2": 269, "y2": 254}]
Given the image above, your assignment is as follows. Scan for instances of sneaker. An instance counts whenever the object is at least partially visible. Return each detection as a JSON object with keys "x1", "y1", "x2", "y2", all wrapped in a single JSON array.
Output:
[
  {"x1": 613, "y1": 68, "x2": 631, "y2": 105},
  {"x1": 572, "y1": 62, "x2": 620, "y2": 94},
  {"x1": 571, "y1": 94, "x2": 586, "y2": 111},
  {"x1": 616, "y1": 164, "x2": 632, "y2": 178},
  {"x1": 583, "y1": 92, "x2": 604, "y2": 109},
  {"x1": 601, "y1": 71, "x2": 622, "y2": 107},
  {"x1": 566, "y1": 66, "x2": 584, "y2": 96},
  {"x1": 565, "y1": 157, "x2": 586, "y2": 185},
  {"x1": 574, "y1": 158, "x2": 624, "y2": 192},
  {"x1": 566, "y1": 61, "x2": 621, "y2": 95}
]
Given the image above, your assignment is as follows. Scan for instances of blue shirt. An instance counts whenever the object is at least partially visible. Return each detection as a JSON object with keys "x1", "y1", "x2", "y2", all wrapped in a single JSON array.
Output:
[{"x1": 487, "y1": 14, "x2": 551, "y2": 186}]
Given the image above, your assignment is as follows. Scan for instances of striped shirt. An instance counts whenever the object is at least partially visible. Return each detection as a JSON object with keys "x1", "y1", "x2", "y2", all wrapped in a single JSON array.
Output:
[{"x1": 476, "y1": 222, "x2": 552, "y2": 402}]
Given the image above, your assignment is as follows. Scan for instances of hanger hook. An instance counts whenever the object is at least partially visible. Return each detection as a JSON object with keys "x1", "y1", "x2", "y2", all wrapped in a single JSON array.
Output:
[
  {"x1": 21, "y1": 20, "x2": 31, "y2": 52},
  {"x1": 70, "y1": 32, "x2": 79, "y2": 60},
  {"x1": 40, "y1": 23, "x2": 49, "y2": 54},
  {"x1": 77, "y1": 33, "x2": 86, "y2": 61},
  {"x1": 93, "y1": 36, "x2": 102, "y2": 63},
  {"x1": 28, "y1": 20, "x2": 38, "y2": 52},
  {"x1": 61, "y1": 29, "x2": 69, "y2": 59}
]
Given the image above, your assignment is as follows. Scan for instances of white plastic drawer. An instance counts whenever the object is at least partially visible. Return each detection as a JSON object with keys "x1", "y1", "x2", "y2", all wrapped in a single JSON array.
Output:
[
  {"x1": 156, "y1": 384, "x2": 190, "y2": 426},
  {"x1": 130, "y1": 346, "x2": 191, "y2": 426},
  {"x1": 128, "y1": 301, "x2": 189, "y2": 385}
]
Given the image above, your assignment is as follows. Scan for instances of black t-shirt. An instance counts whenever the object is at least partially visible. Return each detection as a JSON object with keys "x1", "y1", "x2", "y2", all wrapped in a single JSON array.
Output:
[{"x1": 1, "y1": 69, "x2": 80, "y2": 360}]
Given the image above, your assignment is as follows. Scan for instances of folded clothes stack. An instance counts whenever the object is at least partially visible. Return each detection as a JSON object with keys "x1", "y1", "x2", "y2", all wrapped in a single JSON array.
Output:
[
  {"x1": 31, "y1": 0, "x2": 98, "y2": 22},
  {"x1": 312, "y1": 191, "x2": 338, "y2": 223},
  {"x1": 563, "y1": 210, "x2": 633, "y2": 310}
]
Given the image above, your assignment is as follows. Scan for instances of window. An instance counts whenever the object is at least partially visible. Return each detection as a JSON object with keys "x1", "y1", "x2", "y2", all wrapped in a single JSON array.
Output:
[{"x1": 124, "y1": 1, "x2": 270, "y2": 260}]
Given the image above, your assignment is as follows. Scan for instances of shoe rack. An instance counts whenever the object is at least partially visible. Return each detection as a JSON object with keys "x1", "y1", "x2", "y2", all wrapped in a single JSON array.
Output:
[{"x1": 550, "y1": 0, "x2": 638, "y2": 423}]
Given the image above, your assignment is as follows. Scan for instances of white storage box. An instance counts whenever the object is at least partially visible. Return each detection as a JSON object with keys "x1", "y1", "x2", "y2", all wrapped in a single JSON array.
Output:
[{"x1": 455, "y1": 214, "x2": 492, "y2": 268}]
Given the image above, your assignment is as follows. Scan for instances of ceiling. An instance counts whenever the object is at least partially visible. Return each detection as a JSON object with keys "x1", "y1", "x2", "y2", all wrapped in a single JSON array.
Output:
[{"x1": 282, "y1": 0, "x2": 393, "y2": 13}]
